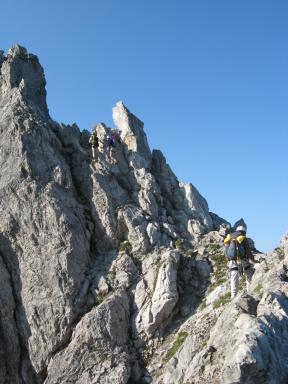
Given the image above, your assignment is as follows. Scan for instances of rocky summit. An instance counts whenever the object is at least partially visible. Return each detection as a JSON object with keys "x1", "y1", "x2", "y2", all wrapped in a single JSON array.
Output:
[{"x1": 0, "y1": 45, "x2": 287, "y2": 384}]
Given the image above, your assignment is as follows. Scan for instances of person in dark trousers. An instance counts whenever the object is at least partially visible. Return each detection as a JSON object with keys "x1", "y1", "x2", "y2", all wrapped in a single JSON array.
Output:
[{"x1": 106, "y1": 130, "x2": 119, "y2": 163}]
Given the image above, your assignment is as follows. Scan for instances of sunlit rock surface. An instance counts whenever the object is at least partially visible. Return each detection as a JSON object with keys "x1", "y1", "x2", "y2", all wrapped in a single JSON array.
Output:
[{"x1": 0, "y1": 45, "x2": 287, "y2": 384}]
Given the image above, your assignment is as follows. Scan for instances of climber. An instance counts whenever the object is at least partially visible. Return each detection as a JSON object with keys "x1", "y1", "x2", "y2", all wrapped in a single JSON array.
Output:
[
  {"x1": 106, "y1": 130, "x2": 120, "y2": 163},
  {"x1": 89, "y1": 130, "x2": 99, "y2": 160},
  {"x1": 224, "y1": 225, "x2": 255, "y2": 299}
]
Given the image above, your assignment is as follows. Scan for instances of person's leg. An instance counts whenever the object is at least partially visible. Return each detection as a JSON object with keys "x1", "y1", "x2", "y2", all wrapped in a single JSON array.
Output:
[
  {"x1": 231, "y1": 269, "x2": 239, "y2": 298},
  {"x1": 229, "y1": 260, "x2": 239, "y2": 298}
]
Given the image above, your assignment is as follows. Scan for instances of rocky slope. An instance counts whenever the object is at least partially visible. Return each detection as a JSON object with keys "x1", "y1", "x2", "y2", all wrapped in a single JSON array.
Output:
[{"x1": 0, "y1": 45, "x2": 287, "y2": 384}]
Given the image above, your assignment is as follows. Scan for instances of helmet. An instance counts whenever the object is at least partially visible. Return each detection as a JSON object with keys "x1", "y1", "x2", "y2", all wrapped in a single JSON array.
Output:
[{"x1": 236, "y1": 225, "x2": 246, "y2": 233}]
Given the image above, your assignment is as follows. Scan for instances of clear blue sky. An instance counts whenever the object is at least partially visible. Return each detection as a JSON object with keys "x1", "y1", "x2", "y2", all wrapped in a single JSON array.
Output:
[{"x1": 1, "y1": 1, "x2": 287, "y2": 252}]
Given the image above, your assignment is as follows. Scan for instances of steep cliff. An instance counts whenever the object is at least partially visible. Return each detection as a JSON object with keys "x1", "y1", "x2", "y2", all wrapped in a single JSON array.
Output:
[{"x1": 0, "y1": 45, "x2": 287, "y2": 384}]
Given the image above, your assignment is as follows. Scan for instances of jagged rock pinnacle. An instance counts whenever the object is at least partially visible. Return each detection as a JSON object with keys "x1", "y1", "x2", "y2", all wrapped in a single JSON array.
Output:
[
  {"x1": 112, "y1": 101, "x2": 151, "y2": 169},
  {"x1": 0, "y1": 44, "x2": 48, "y2": 116}
]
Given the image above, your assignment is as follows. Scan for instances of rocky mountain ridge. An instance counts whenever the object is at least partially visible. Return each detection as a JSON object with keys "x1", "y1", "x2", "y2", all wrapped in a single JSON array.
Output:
[{"x1": 0, "y1": 45, "x2": 287, "y2": 384}]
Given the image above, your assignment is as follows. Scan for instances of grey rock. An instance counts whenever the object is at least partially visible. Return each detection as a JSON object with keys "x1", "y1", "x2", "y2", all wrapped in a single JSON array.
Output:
[
  {"x1": 112, "y1": 101, "x2": 151, "y2": 169},
  {"x1": 162, "y1": 223, "x2": 178, "y2": 239},
  {"x1": 45, "y1": 291, "x2": 131, "y2": 384},
  {"x1": 110, "y1": 253, "x2": 139, "y2": 289},
  {"x1": 209, "y1": 212, "x2": 230, "y2": 230},
  {"x1": 151, "y1": 150, "x2": 214, "y2": 239},
  {"x1": 1, "y1": 45, "x2": 286, "y2": 384},
  {"x1": 117, "y1": 205, "x2": 150, "y2": 253},
  {"x1": 146, "y1": 222, "x2": 161, "y2": 246},
  {"x1": 149, "y1": 250, "x2": 181, "y2": 334},
  {"x1": 205, "y1": 283, "x2": 229, "y2": 307},
  {"x1": 135, "y1": 250, "x2": 181, "y2": 338},
  {"x1": 154, "y1": 244, "x2": 288, "y2": 384},
  {"x1": 179, "y1": 182, "x2": 214, "y2": 231},
  {"x1": 0, "y1": 253, "x2": 21, "y2": 384},
  {"x1": 1, "y1": 44, "x2": 48, "y2": 116}
]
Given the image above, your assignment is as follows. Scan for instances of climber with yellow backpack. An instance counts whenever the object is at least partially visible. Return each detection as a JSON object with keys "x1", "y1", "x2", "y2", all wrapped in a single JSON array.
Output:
[{"x1": 224, "y1": 226, "x2": 255, "y2": 298}]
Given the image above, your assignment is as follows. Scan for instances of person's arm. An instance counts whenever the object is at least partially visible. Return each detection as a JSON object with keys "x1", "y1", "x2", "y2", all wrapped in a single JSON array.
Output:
[{"x1": 224, "y1": 234, "x2": 231, "y2": 245}]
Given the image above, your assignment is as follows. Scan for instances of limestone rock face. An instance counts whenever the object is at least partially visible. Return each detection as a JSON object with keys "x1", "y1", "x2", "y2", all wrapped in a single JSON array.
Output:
[
  {"x1": 149, "y1": 251, "x2": 180, "y2": 334},
  {"x1": 112, "y1": 101, "x2": 151, "y2": 169},
  {"x1": 0, "y1": 255, "x2": 21, "y2": 384},
  {"x1": 134, "y1": 250, "x2": 181, "y2": 339},
  {"x1": 0, "y1": 45, "x2": 48, "y2": 116},
  {"x1": 0, "y1": 45, "x2": 92, "y2": 381},
  {"x1": 0, "y1": 45, "x2": 287, "y2": 384},
  {"x1": 153, "y1": 247, "x2": 288, "y2": 384},
  {"x1": 45, "y1": 291, "x2": 131, "y2": 384}
]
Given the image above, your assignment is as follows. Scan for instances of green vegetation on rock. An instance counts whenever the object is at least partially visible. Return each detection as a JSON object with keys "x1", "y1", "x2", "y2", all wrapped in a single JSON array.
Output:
[
  {"x1": 238, "y1": 276, "x2": 246, "y2": 292},
  {"x1": 207, "y1": 243, "x2": 220, "y2": 253},
  {"x1": 208, "y1": 250, "x2": 228, "y2": 293},
  {"x1": 185, "y1": 249, "x2": 197, "y2": 257},
  {"x1": 119, "y1": 240, "x2": 132, "y2": 253},
  {"x1": 276, "y1": 247, "x2": 285, "y2": 258},
  {"x1": 254, "y1": 283, "x2": 263, "y2": 295},
  {"x1": 95, "y1": 292, "x2": 104, "y2": 306},
  {"x1": 213, "y1": 292, "x2": 230, "y2": 309},
  {"x1": 164, "y1": 331, "x2": 188, "y2": 362},
  {"x1": 175, "y1": 238, "x2": 184, "y2": 249},
  {"x1": 209, "y1": 252, "x2": 227, "y2": 269}
]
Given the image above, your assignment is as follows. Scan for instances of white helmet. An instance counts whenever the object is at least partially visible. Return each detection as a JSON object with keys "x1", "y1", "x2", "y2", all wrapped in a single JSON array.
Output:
[{"x1": 236, "y1": 225, "x2": 246, "y2": 233}]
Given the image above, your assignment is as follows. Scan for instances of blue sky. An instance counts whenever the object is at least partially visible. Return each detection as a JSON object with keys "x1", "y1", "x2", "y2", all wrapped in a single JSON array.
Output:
[{"x1": 1, "y1": 0, "x2": 287, "y2": 252}]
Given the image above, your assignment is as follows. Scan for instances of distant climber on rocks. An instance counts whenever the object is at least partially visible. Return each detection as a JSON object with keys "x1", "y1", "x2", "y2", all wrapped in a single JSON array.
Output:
[
  {"x1": 224, "y1": 225, "x2": 255, "y2": 299},
  {"x1": 106, "y1": 129, "x2": 120, "y2": 163},
  {"x1": 89, "y1": 129, "x2": 99, "y2": 160}
]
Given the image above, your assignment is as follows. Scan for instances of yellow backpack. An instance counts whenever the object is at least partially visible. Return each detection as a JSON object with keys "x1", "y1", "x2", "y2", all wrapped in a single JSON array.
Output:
[{"x1": 224, "y1": 233, "x2": 246, "y2": 260}]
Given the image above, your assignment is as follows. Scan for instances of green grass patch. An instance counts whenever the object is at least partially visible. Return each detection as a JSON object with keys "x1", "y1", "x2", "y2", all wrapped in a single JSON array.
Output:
[
  {"x1": 206, "y1": 246, "x2": 229, "y2": 295},
  {"x1": 207, "y1": 257, "x2": 228, "y2": 293},
  {"x1": 199, "y1": 300, "x2": 207, "y2": 310},
  {"x1": 95, "y1": 292, "x2": 104, "y2": 306},
  {"x1": 164, "y1": 331, "x2": 188, "y2": 362},
  {"x1": 209, "y1": 252, "x2": 227, "y2": 269},
  {"x1": 276, "y1": 247, "x2": 285, "y2": 258},
  {"x1": 213, "y1": 292, "x2": 231, "y2": 309},
  {"x1": 208, "y1": 276, "x2": 227, "y2": 293},
  {"x1": 254, "y1": 283, "x2": 263, "y2": 295},
  {"x1": 207, "y1": 243, "x2": 220, "y2": 253},
  {"x1": 119, "y1": 240, "x2": 132, "y2": 253},
  {"x1": 185, "y1": 249, "x2": 197, "y2": 257},
  {"x1": 175, "y1": 238, "x2": 184, "y2": 249}
]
